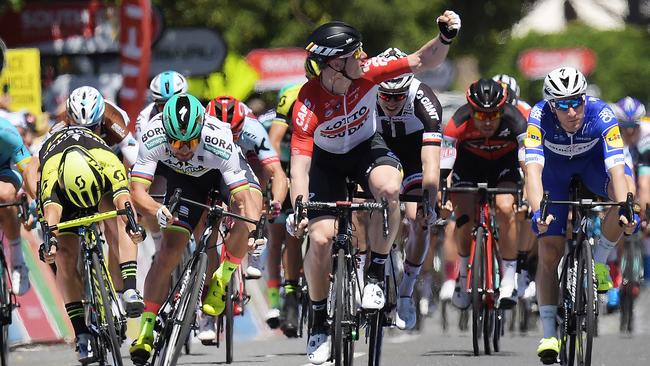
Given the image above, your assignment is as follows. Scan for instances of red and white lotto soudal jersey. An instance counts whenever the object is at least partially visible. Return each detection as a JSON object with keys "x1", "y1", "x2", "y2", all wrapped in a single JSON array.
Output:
[{"x1": 291, "y1": 57, "x2": 411, "y2": 156}]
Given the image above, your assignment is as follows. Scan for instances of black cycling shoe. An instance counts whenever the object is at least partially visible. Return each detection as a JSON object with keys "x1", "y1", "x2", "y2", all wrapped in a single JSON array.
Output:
[{"x1": 281, "y1": 291, "x2": 300, "y2": 338}]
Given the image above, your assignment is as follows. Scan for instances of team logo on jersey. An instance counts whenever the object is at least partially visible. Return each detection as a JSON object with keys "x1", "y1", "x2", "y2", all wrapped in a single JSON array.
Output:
[
  {"x1": 320, "y1": 106, "x2": 369, "y2": 138},
  {"x1": 599, "y1": 107, "x2": 616, "y2": 124},
  {"x1": 604, "y1": 125, "x2": 624, "y2": 149},
  {"x1": 524, "y1": 125, "x2": 542, "y2": 148}
]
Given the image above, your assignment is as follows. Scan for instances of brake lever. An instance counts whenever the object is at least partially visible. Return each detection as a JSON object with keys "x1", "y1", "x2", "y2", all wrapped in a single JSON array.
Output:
[{"x1": 169, "y1": 188, "x2": 182, "y2": 215}]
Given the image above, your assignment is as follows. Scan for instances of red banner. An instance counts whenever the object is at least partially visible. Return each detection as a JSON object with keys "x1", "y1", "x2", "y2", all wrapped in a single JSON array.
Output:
[
  {"x1": 246, "y1": 48, "x2": 308, "y2": 91},
  {"x1": 119, "y1": 0, "x2": 152, "y2": 131},
  {"x1": 517, "y1": 48, "x2": 597, "y2": 80}
]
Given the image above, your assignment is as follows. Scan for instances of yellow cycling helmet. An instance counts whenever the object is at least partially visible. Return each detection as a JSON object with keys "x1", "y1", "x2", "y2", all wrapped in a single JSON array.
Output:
[{"x1": 57, "y1": 146, "x2": 105, "y2": 208}]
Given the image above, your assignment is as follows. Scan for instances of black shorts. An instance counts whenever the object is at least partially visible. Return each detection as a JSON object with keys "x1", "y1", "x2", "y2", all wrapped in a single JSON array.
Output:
[
  {"x1": 308, "y1": 133, "x2": 402, "y2": 219},
  {"x1": 383, "y1": 132, "x2": 422, "y2": 193},
  {"x1": 451, "y1": 152, "x2": 521, "y2": 188},
  {"x1": 163, "y1": 169, "x2": 230, "y2": 233}
]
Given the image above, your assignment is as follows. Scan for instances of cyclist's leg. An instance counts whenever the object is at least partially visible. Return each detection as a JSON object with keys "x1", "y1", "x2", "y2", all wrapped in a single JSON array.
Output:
[
  {"x1": 0, "y1": 172, "x2": 29, "y2": 295},
  {"x1": 99, "y1": 195, "x2": 143, "y2": 317},
  {"x1": 281, "y1": 227, "x2": 303, "y2": 335},
  {"x1": 266, "y1": 222, "x2": 283, "y2": 327},
  {"x1": 585, "y1": 159, "x2": 635, "y2": 292},
  {"x1": 494, "y1": 177, "x2": 519, "y2": 308},
  {"x1": 439, "y1": 218, "x2": 459, "y2": 303}
]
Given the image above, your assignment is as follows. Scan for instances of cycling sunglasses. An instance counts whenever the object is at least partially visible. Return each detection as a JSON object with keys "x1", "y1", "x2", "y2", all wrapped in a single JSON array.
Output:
[
  {"x1": 167, "y1": 136, "x2": 200, "y2": 151},
  {"x1": 552, "y1": 95, "x2": 585, "y2": 111},
  {"x1": 378, "y1": 92, "x2": 407, "y2": 102},
  {"x1": 473, "y1": 110, "x2": 502, "y2": 121},
  {"x1": 340, "y1": 43, "x2": 364, "y2": 60}
]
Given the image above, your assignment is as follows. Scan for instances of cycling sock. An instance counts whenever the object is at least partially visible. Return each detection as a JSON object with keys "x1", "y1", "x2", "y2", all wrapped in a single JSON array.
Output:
[
  {"x1": 593, "y1": 234, "x2": 617, "y2": 264},
  {"x1": 284, "y1": 280, "x2": 299, "y2": 295},
  {"x1": 444, "y1": 260, "x2": 457, "y2": 281},
  {"x1": 539, "y1": 305, "x2": 558, "y2": 339},
  {"x1": 144, "y1": 300, "x2": 161, "y2": 314},
  {"x1": 151, "y1": 230, "x2": 163, "y2": 252},
  {"x1": 120, "y1": 261, "x2": 138, "y2": 291},
  {"x1": 367, "y1": 252, "x2": 388, "y2": 281},
  {"x1": 502, "y1": 259, "x2": 517, "y2": 288},
  {"x1": 137, "y1": 311, "x2": 157, "y2": 340},
  {"x1": 399, "y1": 260, "x2": 422, "y2": 297},
  {"x1": 267, "y1": 287, "x2": 280, "y2": 309},
  {"x1": 357, "y1": 250, "x2": 367, "y2": 271},
  {"x1": 459, "y1": 255, "x2": 469, "y2": 278},
  {"x1": 311, "y1": 299, "x2": 327, "y2": 330},
  {"x1": 9, "y1": 238, "x2": 24, "y2": 267},
  {"x1": 65, "y1": 302, "x2": 89, "y2": 337}
]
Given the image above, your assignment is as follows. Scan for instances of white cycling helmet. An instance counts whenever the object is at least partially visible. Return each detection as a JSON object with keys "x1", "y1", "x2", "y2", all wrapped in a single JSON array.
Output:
[
  {"x1": 543, "y1": 67, "x2": 587, "y2": 101},
  {"x1": 66, "y1": 86, "x2": 105, "y2": 128},
  {"x1": 150, "y1": 70, "x2": 188, "y2": 103},
  {"x1": 378, "y1": 48, "x2": 413, "y2": 94},
  {"x1": 492, "y1": 74, "x2": 520, "y2": 100}
]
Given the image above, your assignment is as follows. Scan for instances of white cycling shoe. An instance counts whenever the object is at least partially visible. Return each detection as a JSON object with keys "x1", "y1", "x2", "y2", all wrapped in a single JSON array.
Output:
[
  {"x1": 11, "y1": 265, "x2": 30, "y2": 296},
  {"x1": 497, "y1": 281, "x2": 517, "y2": 309},
  {"x1": 361, "y1": 282, "x2": 385, "y2": 310},
  {"x1": 451, "y1": 280, "x2": 471, "y2": 310},
  {"x1": 197, "y1": 314, "x2": 217, "y2": 344},
  {"x1": 439, "y1": 279, "x2": 455, "y2": 302},
  {"x1": 122, "y1": 288, "x2": 145, "y2": 318},
  {"x1": 395, "y1": 297, "x2": 417, "y2": 330},
  {"x1": 307, "y1": 329, "x2": 330, "y2": 365},
  {"x1": 523, "y1": 281, "x2": 537, "y2": 300}
]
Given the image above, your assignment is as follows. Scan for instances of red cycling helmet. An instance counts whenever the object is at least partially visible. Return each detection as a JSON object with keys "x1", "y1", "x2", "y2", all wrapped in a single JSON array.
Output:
[{"x1": 206, "y1": 96, "x2": 246, "y2": 137}]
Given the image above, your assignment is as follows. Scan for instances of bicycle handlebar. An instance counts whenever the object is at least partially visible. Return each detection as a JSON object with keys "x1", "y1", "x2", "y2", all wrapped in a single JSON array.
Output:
[
  {"x1": 167, "y1": 188, "x2": 264, "y2": 237},
  {"x1": 440, "y1": 183, "x2": 523, "y2": 210},
  {"x1": 539, "y1": 191, "x2": 636, "y2": 223},
  {"x1": 294, "y1": 195, "x2": 390, "y2": 238},
  {"x1": 0, "y1": 193, "x2": 30, "y2": 223}
]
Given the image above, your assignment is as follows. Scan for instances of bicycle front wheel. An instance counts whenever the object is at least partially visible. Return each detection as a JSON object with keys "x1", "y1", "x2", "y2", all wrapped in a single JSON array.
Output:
[
  {"x1": 156, "y1": 252, "x2": 207, "y2": 366},
  {"x1": 225, "y1": 275, "x2": 235, "y2": 364},
  {"x1": 471, "y1": 227, "x2": 485, "y2": 356},
  {"x1": 90, "y1": 251, "x2": 123, "y2": 366},
  {"x1": 332, "y1": 248, "x2": 355, "y2": 366},
  {"x1": 0, "y1": 261, "x2": 10, "y2": 366},
  {"x1": 574, "y1": 240, "x2": 596, "y2": 366}
]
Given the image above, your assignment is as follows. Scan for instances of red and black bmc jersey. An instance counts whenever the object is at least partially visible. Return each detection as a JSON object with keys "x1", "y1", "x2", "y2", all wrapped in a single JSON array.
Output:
[{"x1": 443, "y1": 103, "x2": 526, "y2": 161}]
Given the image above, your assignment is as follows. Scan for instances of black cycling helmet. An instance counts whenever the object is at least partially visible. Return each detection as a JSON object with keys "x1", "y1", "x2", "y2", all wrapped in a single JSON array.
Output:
[
  {"x1": 466, "y1": 78, "x2": 508, "y2": 112},
  {"x1": 305, "y1": 21, "x2": 362, "y2": 65}
]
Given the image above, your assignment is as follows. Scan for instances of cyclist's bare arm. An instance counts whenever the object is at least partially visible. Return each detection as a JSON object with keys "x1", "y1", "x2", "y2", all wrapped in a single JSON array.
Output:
[
  {"x1": 408, "y1": 10, "x2": 459, "y2": 74},
  {"x1": 290, "y1": 155, "x2": 311, "y2": 207},
  {"x1": 21, "y1": 157, "x2": 39, "y2": 200},
  {"x1": 525, "y1": 162, "x2": 544, "y2": 213},
  {"x1": 269, "y1": 122, "x2": 288, "y2": 158},
  {"x1": 608, "y1": 164, "x2": 630, "y2": 202},
  {"x1": 421, "y1": 145, "x2": 440, "y2": 205},
  {"x1": 130, "y1": 180, "x2": 161, "y2": 217},
  {"x1": 263, "y1": 161, "x2": 288, "y2": 204}
]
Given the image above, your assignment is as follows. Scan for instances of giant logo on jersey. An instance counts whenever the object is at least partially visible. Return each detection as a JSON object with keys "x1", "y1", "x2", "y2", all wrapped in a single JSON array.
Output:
[
  {"x1": 319, "y1": 106, "x2": 369, "y2": 138},
  {"x1": 524, "y1": 125, "x2": 542, "y2": 148},
  {"x1": 604, "y1": 125, "x2": 624, "y2": 150}
]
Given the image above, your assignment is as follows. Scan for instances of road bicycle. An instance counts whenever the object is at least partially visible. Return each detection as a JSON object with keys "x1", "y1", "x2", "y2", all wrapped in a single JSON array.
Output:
[
  {"x1": 40, "y1": 202, "x2": 141, "y2": 366},
  {"x1": 146, "y1": 188, "x2": 264, "y2": 366},
  {"x1": 295, "y1": 182, "x2": 388, "y2": 366},
  {"x1": 619, "y1": 231, "x2": 644, "y2": 334},
  {"x1": 538, "y1": 181, "x2": 635, "y2": 366},
  {"x1": 0, "y1": 193, "x2": 29, "y2": 366},
  {"x1": 441, "y1": 183, "x2": 522, "y2": 356}
]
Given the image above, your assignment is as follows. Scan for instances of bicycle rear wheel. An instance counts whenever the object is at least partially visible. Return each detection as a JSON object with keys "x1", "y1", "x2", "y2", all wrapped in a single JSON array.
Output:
[
  {"x1": 574, "y1": 241, "x2": 595, "y2": 366},
  {"x1": 225, "y1": 275, "x2": 235, "y2": 364},
  {"x1": 90, "y1": 251, "x2": 123, "y2": 366},
  {"x1": 471, "y1": 227, "x2": 485, "y2": 356},
  {"x1": 155, "y1": 252, "x2": 207, "y2": 366},
  {"x1": 619, "y1": 284, "x2": 633, "y2": 333},
  {"x1": 493, "y1": 308, "x2": 503, "y2": 352},
  {"x1": 483, "y1": 306, "x2": 492, "y2": 355}
]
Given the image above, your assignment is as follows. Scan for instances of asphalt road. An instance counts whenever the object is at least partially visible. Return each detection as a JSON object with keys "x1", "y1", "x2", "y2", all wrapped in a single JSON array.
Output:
[{"x1": 10, "y1": 291, "x2": 650, "y2": 366}]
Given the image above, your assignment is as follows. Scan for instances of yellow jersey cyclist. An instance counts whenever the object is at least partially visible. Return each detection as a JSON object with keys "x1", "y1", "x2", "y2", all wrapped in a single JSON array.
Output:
[
  {"x1": 0, "y1": 117, "x2": 38, "y2": 296},
  {"x1": 27, "y1": 87, "x2": 146, "y2": 319},
  {"x1": 37, "y1": 127, "x2": 144, "y2": 364},
  {"x1": 134, "y1": 70, "x2": 188, "y2": 255},
  {"x1": 129, "y1": 94, "x2": 261, "y2": 363}
]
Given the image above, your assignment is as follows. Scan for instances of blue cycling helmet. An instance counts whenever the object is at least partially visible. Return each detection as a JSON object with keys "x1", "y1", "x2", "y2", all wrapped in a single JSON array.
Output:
[{"x1": 611, "y1": 97, "x2": 646, "y2": 128}]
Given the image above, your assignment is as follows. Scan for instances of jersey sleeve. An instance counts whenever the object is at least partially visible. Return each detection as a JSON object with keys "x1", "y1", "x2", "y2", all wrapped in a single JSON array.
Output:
[
  {"x1": 597, "y1": 104, "x2": 626, "y2": 170},
  {"x1": 38, "y1": 155, "x2": 62, "y2": 208},
  {"x1": 504, "y1": 104, "x2": 528, "y2": 162},
  {"x1": 290, "y1": 89, "x2": 318, "y2": 157},
  {"x1": 524, "y1": 101, "x2": 546, "y2": 167},
  {"x1": 102, "y1": 101, "x2": 130, "y2": 145},
  {"x1": 362, "y1": 57, "x2": 411, "y2": 85},
  {"x1": 1, "y1": 120, "x2": 31, "y2": 171},
  {"x1": 241, "y1": 118, "x2": 280, "y2": 166},
  {"x1": 413, "y1": 83, "x2": 443, "y2": 146},
  {"x1": 274, "y1": 85, "x2": 300, "y2": 126}
]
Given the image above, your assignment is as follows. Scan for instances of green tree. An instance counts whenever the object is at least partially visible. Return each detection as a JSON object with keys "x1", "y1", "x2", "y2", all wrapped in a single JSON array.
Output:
[{"x1": 486, "y1": 23, "x2": 650, "y2": 104}]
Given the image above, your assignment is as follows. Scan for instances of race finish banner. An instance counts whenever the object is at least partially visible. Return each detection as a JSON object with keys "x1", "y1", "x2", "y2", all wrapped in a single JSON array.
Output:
[
  {"x1": 119, "y1": 0, "x2": 152, "y2": 130},
  {"x1": 0, "y1": 48, "x2": 42, "y2": 116}
]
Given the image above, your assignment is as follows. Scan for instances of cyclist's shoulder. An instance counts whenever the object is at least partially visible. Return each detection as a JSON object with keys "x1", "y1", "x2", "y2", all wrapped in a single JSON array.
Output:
[
  {"x1": 277, "y1": 83, "x2": 304, "y2": 113},
  {"x1": 446, "y1": 104, "x2": 472, "y2": 132},
  {"x1": 138, "y1": 114, "x2": 167, "y2": 151},
  {"x1": 583, "y1": 96, "x2": 614, "y2": 123},
  {"x1": 0, "y1": 116, "x2": 22, "y2": 142}
]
